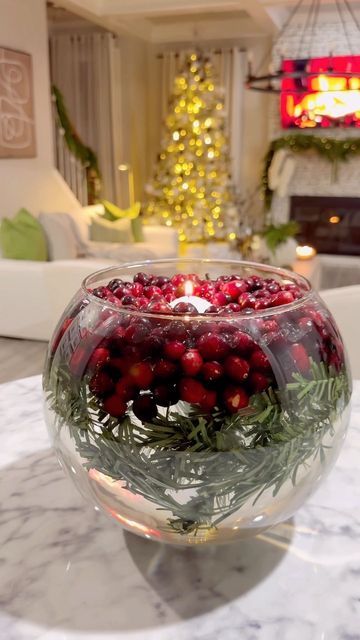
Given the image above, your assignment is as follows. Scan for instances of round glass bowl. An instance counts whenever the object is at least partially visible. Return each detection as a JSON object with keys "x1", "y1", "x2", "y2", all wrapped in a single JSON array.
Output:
[{"x1": 43, "y1": 259, "x2": 351, "y2": 545}]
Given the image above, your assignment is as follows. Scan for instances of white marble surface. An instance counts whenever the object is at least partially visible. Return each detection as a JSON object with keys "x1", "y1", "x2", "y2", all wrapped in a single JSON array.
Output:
[{"x1": 0, "y1": 375, "x2": 360, "y2": 640}]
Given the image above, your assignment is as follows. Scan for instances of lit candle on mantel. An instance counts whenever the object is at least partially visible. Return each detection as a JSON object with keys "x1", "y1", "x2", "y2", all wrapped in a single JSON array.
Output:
[
  {"x1": 296, "y1": 245, "x2": 317, "y2": 261},
  {"x1": 169, "y1": 280, "x2": 212, "y2": 313}
]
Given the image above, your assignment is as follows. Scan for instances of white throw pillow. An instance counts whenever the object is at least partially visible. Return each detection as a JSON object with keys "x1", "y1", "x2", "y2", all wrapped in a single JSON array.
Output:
[
  {"x1": 69, "y1": 204, "x2": 105, "y2": 247},
  {"x1": 39, "y1": 212, "x2": 78, "y2": 260}
]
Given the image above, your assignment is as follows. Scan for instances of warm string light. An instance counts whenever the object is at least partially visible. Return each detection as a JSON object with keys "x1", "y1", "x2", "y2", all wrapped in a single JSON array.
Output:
[{"x1": 145, "y1": 51, "x2": 236, "y2": 241}]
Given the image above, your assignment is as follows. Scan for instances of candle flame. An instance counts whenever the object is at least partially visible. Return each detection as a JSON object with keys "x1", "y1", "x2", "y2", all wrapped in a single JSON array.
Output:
[
  {"x1": 296, "y1": 245, "x2": 317, "y2": 260},
  {"x1": 184, "y1": 280, "x2": 194, "y2": 296}
]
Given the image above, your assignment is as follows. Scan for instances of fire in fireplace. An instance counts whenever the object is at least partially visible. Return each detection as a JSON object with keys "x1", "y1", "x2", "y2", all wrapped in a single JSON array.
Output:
[{"x1": 290, "y1": 196, "x2": 360, "y2": 256}]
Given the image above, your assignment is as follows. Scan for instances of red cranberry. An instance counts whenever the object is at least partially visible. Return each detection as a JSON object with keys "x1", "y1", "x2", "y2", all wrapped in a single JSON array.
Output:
[
  {"x1": 115, "y1": 377, "x2": 137, "y2": 401},
  {"x1": 134, "y1": 272, "x2": 152, "y2": 286},
  {"x1": 173, "y1": 302, "x2": 198, "y2": 315},
  {"x1": 212, "y1": 292, "x2": 229, "y2": 307},
  {"x1": 92, "y1": 286, "x2": 109, "y2": 299},
  {"x1": 162, "y1": 283, "x2": 176, "y2": 296},
  {"x1": 248, "y1": 371, "x2": 270, "y2": 393},
  {"x1": 307, "y1": 309, "x2": 326, "y2": 328},
  {"x1": 108, "y1": 278, "x2": 123, "y2": 292},
  {"x1": 106, "y1": 295, "x2": 122, "y2": 307},
  {"x1": 144, "y1": 285, "x2": 163, "y2": 299},
  {"x1": 181, "y1": 349, "x2": 203, "y2": 376},
  {"x1": 171, "y1": 274, "x2": 186, "y2": 287},
  {"x1": 88, "y1": 347, "x2": 110, "y2": 371},
  {"x1": 121, "y1": 295, "x2": 138, "y2": 307},
  {"x1": 109, "y1": 327, "x2": 126, "y2": 351},
  {"x1": 204, "y1": 305, "x2": 219, "y2": 314},
  {"x1": 52, "y1": 317, "x2": 73, "y2": 353},
  {"x1": 152, "y1": 276, "x2": 170, "y2": 288},
  {"x1": 222, "y1": 303, "x2": 241, "y2": 313},
  {"x1": 202, "y1": 361, "x2": 223, "y2": 383},
  {"x1": 197, "y1": 333, "x2": 230, "y2": 360},
  {"x1": 201, "y1": 283, "x2": 216, "y2": 300},
  {"x1": 224, "y1": 355, "x2": 249, "y2": 382},
  {"x1": 223, "y1": 386, "x2": 249, "y2": 413},
  {"x1": 141, "y1": 333, "x2": 164, "y2": 355},
  {"x1": 254, "y1": 299, "x2": 272, "y2": 310},
  {"x1": 154, "y1": 358, "x2": 178, "y2": 379},
  {"x1": 262, "y1": 320, "x2": 278, "y2": 333},
  {"x1": 89, "y1": 371, "x2": 114, "y2": 397},
  {"x1": 127, "y1": 283, "x2": 144, "y2": 297},
  {"x1": 250, "y1": 349, "x2": 272, "y2": 372},
  {"x1": 192, "y1": 321, "x2": 218, "y2": 339},
  {"x1": 238, "y1": 292, "x2": 256, "y2": 309},
  {"x1": 165, "y1": 320, "x2": 188, "y2": 341},
  {"x1": 132, "y1": 394, "x2": 157, "y2": 422},
  {"x1": 271, "y1": 291, "x2": 295, "y2": 307},
  {"x1": 221, "y1": 280, "x2": 248, "y2": 299},
  {"x1": 290, "y1": 343, "x2": 310, "y2": 373},
  {"x1": 231, "y1": 331, "x2": 256, "y2": 355},
  {"x1": 113, "y1": 284, "x2": 130, "y2": 299},
  {"x1": 153, "y1": 384, "x2": 179, "y2": 407},
  {"x1": 267, "y1": 282, "x2": 280, "y2": 294},
  {"x1": 164, "y1": 341, "x2": 187, "y2": 360},
  {"x1": 245, "y1": 276, "x2": 262, "y2": 292},
  {"x1": 263, "y1": 331, "x2": 285, "y2": 349},
  {"x1": 298, "y1": 317, "x2": 314, "y2": 334},
  {"x1": 179, "y1": 378, "x2": 206, "y2": 404},
  {"x1": 124, "y1": 320, "x2": 150, "y2": 344},
  {"x1": 128, "y1": 362, "x2": 154, "y2": 389},
  {"x1": 146, "y1": 300, "x2": 173, "y2": 314},
  {"x1": 199, "y1": 389, "x2": 217, "y2": 412},
  {"x1": 103, "y1": 395, "x2": 127, "y2": 417},
  {"x1": 137, "y1": 297, "x2": 150, "y2": 309}
]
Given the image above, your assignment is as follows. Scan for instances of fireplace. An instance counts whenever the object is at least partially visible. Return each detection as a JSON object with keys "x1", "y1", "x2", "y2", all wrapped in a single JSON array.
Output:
[{"x1": 290, "y1": 196, "x2": 360, "y2": 256}]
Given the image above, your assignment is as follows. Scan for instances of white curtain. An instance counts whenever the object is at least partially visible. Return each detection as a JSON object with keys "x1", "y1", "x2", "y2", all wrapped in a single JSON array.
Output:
[
  {"x1": 157, "y1": 48, "x2": 247, "y2": 191},
  {"x1": 49, "y1": 33, "x2": 123, "y2": 203}
]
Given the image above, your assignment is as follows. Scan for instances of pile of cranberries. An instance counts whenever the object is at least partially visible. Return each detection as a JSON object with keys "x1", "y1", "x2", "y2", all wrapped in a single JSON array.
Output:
[
  {"x1": 89, "y1": 271, "x2": 305, "y2": 314},
  {"x1": 53, "y1": 271, "x2": 344, "y2": 424}
]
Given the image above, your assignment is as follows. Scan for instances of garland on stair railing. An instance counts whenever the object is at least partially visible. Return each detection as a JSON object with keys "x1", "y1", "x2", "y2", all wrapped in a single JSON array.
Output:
[
  {"x1": 261, "y1": 134, "x2": 360, "y2": 210},
  {"x1": 52, "y1": 85, "x2": 101, "y2": 180}
]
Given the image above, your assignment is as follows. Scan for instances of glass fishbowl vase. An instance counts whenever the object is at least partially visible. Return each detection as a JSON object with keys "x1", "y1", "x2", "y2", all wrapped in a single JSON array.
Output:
[{"x1": 43, "y1": 259, "x2": 351, "y2": 545}]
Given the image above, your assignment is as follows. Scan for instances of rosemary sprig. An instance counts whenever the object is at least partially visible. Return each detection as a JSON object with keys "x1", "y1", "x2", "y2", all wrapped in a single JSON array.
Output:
[{"x1": 44, "y1": 358, "x2": 351, "y2": 535}]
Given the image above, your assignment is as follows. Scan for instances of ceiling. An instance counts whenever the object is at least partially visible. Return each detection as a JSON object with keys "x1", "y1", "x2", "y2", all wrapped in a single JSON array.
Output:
[{"x1": 50, "y1": 0, "x2": 279, "y2": 41}]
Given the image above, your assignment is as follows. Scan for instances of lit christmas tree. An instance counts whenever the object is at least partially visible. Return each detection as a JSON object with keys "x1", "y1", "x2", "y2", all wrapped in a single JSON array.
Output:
[{"x1": 146, "y1": 51, "x2": 236, "y2": 242}]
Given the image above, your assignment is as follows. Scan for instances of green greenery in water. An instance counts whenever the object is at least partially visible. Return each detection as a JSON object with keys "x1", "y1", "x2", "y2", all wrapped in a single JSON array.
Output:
[{"x1": 44, "y1": 359, "x2": 350, "y2": 535}]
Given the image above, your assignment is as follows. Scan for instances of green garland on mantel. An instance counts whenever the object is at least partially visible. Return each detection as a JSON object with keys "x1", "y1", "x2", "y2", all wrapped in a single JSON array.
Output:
[
  {"x1": 262, "y1": 134, "x2": 360, "y2": 210},
  {"x1": 52, "y1": 85, "x2": 101, "y2": 179}
]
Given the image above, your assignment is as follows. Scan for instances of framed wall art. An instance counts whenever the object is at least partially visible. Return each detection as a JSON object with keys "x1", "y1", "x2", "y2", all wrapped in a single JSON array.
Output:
[{"x1": 0, "y1": 46, "x2": 36, "y2": 158}]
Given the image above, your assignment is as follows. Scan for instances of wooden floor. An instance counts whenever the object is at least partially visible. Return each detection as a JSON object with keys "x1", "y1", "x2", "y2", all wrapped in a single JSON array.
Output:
[{"x1": 0, "y1": 338, "x2": 48, "y2": 384}]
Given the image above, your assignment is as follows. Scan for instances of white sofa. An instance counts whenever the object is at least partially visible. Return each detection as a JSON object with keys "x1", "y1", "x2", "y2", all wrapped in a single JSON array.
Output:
[{"x1": 0, "y1": 206, "x2": 178, "y2": 341}]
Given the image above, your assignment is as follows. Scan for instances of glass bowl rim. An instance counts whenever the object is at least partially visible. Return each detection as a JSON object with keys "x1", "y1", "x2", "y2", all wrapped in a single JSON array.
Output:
[{"x1": 82, "y1": 258, "x2": 314, "y2": 321}]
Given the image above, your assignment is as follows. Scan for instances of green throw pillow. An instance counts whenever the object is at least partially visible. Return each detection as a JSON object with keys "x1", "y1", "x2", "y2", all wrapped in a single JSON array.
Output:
[
  {"x1": 0, "y1": 208, "x2": 48, "y2": 261},
  {"x1": 90, "y1": 216, "x2": 133, "y2": 243},
  {"x1": 101, "y1": 200, "x2": 145, "y2": 242}
]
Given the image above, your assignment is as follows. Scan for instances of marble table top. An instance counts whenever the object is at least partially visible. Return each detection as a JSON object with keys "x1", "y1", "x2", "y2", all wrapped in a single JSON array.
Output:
[{"x1": 1, "y1": 375, "x2": 360, "y2": 640}]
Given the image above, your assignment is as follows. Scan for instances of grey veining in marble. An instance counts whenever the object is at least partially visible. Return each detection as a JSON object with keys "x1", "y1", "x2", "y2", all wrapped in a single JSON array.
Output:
[{"x1": 0, "y1": 375, "x2": 360, "y2": 640}]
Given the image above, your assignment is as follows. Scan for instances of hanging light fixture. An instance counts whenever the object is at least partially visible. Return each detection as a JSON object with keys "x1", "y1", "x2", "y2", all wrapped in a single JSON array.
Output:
[{"x1": 246, "y1": 0, "x2": 360, "y2": 94}]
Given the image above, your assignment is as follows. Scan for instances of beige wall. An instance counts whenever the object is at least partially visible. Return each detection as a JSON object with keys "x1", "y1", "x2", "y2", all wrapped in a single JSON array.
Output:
[
  {"x1": 0, "y1": 0, "x2": 79, "y2": 216},
  {"x1": 116, "y1": 34, "x2": 152, "y2": 204}
]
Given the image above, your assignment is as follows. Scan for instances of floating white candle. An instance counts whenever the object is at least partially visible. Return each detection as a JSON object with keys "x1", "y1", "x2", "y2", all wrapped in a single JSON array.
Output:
[{"x1": 169, "y1": 280, "x2": 212, "y2": 313}]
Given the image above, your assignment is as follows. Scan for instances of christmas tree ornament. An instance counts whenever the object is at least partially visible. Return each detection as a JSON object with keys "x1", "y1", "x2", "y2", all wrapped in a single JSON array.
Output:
[{"x1": 145, "y1": 52, "x2": 236, "y2": 241}]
